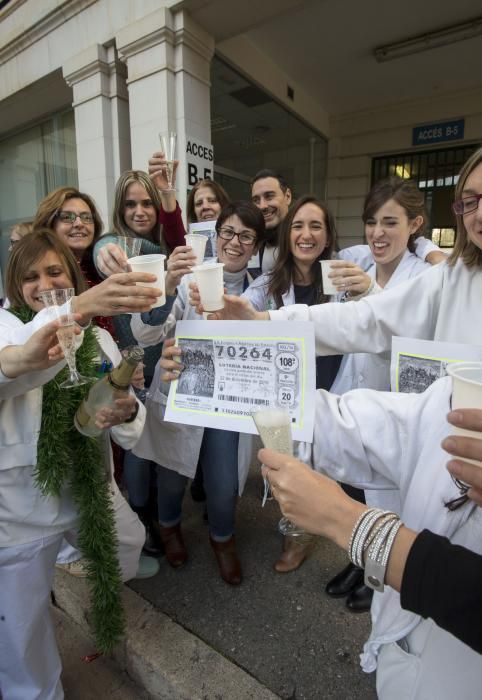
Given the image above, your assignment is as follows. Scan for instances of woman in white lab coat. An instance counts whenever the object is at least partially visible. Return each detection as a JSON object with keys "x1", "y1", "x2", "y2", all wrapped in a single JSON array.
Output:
[
  {"x1": 0, "y1": 230, "x2": 156, "y2": 700},
  {"x1": 131, "y1": 201, "x2": 267, "y2": 585},
  {"x1": 325, "y1": 177, "x2": 432, "y2": 611},
  {"x1": 261, "y1": 376, "x2": 482, "y2": 700},
  {"x1": 202, "y1": 143, "x2": 482, "y2": 696}
]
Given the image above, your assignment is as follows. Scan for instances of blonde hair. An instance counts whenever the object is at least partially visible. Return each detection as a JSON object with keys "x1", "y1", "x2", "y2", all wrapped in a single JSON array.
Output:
[
  {"x1": 448, "y1": 147, "x2": 482, "y2": 268},
  {"x1": 10, "y1": 221, "x2": 34, "y2": 239},
  {"x1": 112, "y1": 170, "x2": 164, "y2": 244}
]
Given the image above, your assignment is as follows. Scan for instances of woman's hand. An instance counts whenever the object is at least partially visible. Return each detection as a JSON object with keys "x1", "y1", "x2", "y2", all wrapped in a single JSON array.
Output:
[
  {"x1": 165, "y1": 246, "x2": 197, "y2": 296},
  {"x1": 73, "y1": 272, "x2": 160, "y2": 321},
  {"x1": 0, "y1": 317, "x2": 82, "y2": 378},
  {"x1": 96, "y1": 243, "x2": 130, "y2": 277},
  {"x1": 94, "y1": 395, "x2": 138, "y2": 430},
  {"x1": 259, "y1": 448, "x2": 365, "y2": 547},
  {"x1": 159, "y1": 337, "x2": 184, "y2": 382},
  {"x1": 444, "y1": 409, "x2": 482, "y2": 506},
  {"x1": 148, "y1": 151, "x2": 179, "y2": 191},
  {"x1": 327, "y1": 260, "x2": 372, "y2": 296}
]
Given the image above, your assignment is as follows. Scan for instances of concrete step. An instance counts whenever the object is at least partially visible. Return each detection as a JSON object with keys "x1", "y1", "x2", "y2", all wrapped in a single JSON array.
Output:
[{"x1": 53, "y1": 570, "x2": 280, "y2": 700}]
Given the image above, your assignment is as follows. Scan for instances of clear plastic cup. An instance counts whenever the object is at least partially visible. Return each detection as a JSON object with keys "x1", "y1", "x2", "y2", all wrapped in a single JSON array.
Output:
[
  {"x1": 185, "y1": 233, "x2": 208, "y2": 267},
  {"x1": 320, "y1": 260, "x2": 337, "y2": 295},
  {"x1": 446, "y1": 361, "x2": 482, "y2": 467},
  {"x1": 192, "y1": 262, "x2": 225, "y2": 312},
  {"x1": 117, "y1": 236, "x2": 142, "y2": 260},
  {"x1": 128, "y1": 254, "x2": 166, "y2": 308}
]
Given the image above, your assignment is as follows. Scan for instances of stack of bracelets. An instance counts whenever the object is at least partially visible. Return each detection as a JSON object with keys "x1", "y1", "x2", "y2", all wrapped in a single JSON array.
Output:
[{"x1": 348, "y1": 508, "x2": 403, "y2": 593}]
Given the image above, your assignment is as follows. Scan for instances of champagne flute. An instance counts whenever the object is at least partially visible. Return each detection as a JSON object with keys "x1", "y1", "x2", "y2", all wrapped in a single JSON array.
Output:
[
  {"x1": 39, "y1": 288, "x2": 91, "y2": 389},
  {"x1": 252, "y1": 407, "x2": 307, "y2": 537},
  {"x1": 159, "y1": 131, "x2": 177, "y2": 191}
]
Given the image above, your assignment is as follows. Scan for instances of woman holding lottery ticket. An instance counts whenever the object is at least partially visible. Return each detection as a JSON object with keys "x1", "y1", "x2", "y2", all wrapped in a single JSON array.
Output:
[{"x1": 130, "y1": 201, "x2": 268, "y2": 585}]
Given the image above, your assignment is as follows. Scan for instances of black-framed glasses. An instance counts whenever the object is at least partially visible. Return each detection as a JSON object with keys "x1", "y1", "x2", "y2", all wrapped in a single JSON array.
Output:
[
  {"x1": 452, "y1": 194, "x2": 482, "y2": 216},
  {"x1": 217, "y1": 227, "x2": 257, "y2": 245},
  {"x1": 56, "y1": 210, "x2": 94, "y2": 224}
]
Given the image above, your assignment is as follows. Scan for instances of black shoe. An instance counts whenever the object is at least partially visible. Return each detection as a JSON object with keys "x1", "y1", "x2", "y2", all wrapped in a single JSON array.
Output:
[
  {"x1": 143, "y1": 522, "x2": 164, "y2": 558},
  {"x1": 190, "y1": 479, "x2": 206, "y2": 503},
  {"x1": 325, "y1": 562, "x2": 364, "y2": 598},
  {"x1": 131, "y1": 505, "x2": 164, "y2": 557},
  {"x1": 346, "y1": 582, "x2": 374, "y2": 613}
]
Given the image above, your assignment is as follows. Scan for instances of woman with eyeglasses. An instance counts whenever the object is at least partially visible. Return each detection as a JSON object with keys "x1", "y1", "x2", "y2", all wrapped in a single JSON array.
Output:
[
  {"x1": 197, "y1": 147, "x2": 482, "y2": 697},
  {"x1": 33, "y1": 186, "x2": 160, "y2": 577},
  {"x1": 129, "y1": 202, "x2": 268, "y2": 585},
  {"x1": 33, "y1": 186, "x2": 113, "y2": 334}
]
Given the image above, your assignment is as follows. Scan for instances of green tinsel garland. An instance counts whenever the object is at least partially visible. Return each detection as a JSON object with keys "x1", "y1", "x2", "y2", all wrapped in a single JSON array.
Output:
[{"x1": 10, "y1": 307, "x2": 125, "y2": 653}]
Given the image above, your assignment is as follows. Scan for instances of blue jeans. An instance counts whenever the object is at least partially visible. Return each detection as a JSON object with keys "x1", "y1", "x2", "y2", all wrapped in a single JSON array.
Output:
[
  {"x1": 157, "y1": 428, "x2": 239, "y2": 540},
  {"x1": 123, "y1": 451, "x2": 156, "y2": 509}
]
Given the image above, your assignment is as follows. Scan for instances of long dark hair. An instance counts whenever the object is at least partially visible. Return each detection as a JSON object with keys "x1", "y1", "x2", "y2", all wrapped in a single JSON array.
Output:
[
  {"x1": 267, "y1": 195, "x2": 337, "y2": 309},
  {"x1": 362, "y1": 177, "x2": 427, "y2": 253}
]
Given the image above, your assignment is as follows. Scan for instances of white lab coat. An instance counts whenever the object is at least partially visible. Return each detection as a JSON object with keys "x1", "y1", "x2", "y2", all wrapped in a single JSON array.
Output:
[
  {"x1": 312, "y1": 378, "x2": 481, "y2": 698},
  {"x1": 131, "y1": 274, "x2": 254, "y2": 494},
  {"x1": 330, "y1": 251, "x2": 430, "y2": 394},
  {"x1": 0, "y1": 308, "x2": 146, "y2": 700},
  {"x1": 0, "y1": 307, "x2": 145, "y2": 550},
  {"x1": 268, "y1": 258, "x2": 482, "y2": 351}
]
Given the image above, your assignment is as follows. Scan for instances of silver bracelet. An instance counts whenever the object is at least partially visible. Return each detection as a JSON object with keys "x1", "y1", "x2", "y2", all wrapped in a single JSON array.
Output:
[
  {"x1": 348, "y1": 508, "x2": 380, "y2": 567},
  {"x1": 347, "y1": 508, "x2": 376, "y2": 564},
  {"x1": 353, "y1": 510, "x2": 388, "y2": 568},
  {"x1": 364, "y1": 517, "x2": 402, "y2": 593}
]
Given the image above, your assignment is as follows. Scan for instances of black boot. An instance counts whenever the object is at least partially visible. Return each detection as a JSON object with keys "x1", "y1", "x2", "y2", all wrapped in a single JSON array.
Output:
[
  {"x1": 131, "y1": 505, "x2": 164, "y2": 557},
  {"x1": 325, "y1": 562, "x2": 363, "y2": 598},
  {"x1": 346, "y1": 582, "x2": 374, "y2": 613}
]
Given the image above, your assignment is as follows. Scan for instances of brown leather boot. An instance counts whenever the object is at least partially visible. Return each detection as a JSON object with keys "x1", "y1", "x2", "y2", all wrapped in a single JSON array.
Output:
[
  {"x1": 209, "y1": 535, "x2": 242, "y2": 585},
  {"x1": 274, "y1": 536, "x2": 312, "y2": 573},
  {"x1": 159, "y1": 523, "x2": 187, "y2": 568}
]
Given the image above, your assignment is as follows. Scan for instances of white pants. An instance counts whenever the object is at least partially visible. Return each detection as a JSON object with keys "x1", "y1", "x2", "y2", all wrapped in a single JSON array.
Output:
[
  {"x1": 57, "y1": 480, "x2": 144, "y2": 581},
  {"x1": 376, "y1": 618, "x2": 482, "y2": 699},
  {"x1": 0, "y1": 484, "x2": 144, "y2": 700},
  {"x1": 0, "y1": 533, "x2": 64, "y2": 700}
]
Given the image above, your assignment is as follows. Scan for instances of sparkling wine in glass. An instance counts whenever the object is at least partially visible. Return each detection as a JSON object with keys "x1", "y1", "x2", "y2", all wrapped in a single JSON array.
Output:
[
  {"x1": 159, "y1": 131, "x2": 177, "y2": 190},
  {"x1": 252, "y1": 407, "x2": 307, "y2": 537},
  {"x1": 39, "y1": 288, "x2": 91, "y2": 389}
]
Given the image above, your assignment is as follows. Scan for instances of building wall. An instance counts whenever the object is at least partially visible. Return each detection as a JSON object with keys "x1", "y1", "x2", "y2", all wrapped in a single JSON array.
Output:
[{"x1": 327, "y1": 87, "x2": 482, "y2": 247}]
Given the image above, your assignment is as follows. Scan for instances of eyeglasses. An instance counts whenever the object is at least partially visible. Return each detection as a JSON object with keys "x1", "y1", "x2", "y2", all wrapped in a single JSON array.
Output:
[
  {"x1": 56, "y1": 210, "x2": 94, "y2": 224},
  {"x1": 217, "y1": 227, "x2": 257, "y2": 245},
  {"x1": 452, "y1": 194, "x2": 482, "y2": 216}
]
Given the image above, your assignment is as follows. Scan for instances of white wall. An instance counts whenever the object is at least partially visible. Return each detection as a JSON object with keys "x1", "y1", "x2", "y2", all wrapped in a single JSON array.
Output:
[{"x1": 327, "y1": 86, "x2": 482, "y2": 247}]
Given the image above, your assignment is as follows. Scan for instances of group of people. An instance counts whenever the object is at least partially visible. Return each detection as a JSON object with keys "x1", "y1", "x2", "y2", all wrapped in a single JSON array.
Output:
[{"x1": 0, "y1": 141, "x2": 481, "y2": 700}]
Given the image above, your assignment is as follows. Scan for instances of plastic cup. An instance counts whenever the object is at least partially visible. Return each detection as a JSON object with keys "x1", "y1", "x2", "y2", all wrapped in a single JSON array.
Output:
[
  {"x1": 128, "y1": 254, "x2": 166, "y2": 308},
  {"x1": 446, "y1": 361, "x2": 482, "y2": 467},
  {"x1": 185, "y1": 233, "x2": 208, "y2": 267},
  {"x1": 192, "y1": 262, "x2": 225, "y2": 312},
  {"x1": 320, "y1": 260, "x2": 337, "y2": 295},
  {"x1": 117, "y1": 236, "x2": 142, "y2": 260}
]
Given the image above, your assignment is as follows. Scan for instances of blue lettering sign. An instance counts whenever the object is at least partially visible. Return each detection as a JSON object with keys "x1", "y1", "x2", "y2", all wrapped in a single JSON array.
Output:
[{"x1": 412, "y1": 119, "x2": 464, "y2": 146}]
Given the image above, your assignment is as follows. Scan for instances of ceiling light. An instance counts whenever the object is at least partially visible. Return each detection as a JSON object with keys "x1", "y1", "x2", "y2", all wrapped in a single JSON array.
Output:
[{"x1": 374, "y1": 17, "x2": 482, "y2": 62}]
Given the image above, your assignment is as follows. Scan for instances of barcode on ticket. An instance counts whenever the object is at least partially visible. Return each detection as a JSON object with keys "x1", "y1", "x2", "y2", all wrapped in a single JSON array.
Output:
[{"x1": 218, "y1": 394, "x2": 270, "y2": 406}]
